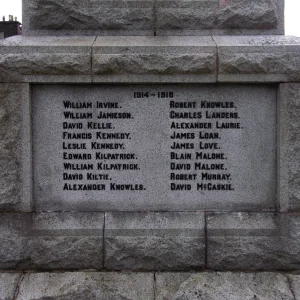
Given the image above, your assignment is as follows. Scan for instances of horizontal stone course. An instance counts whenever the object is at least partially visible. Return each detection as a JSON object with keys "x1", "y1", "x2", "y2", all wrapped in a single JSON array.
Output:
[
  {"x1": 105, "y1": 212, "x2": 205, "y2": 270},
  {"x1": 22, "y1": 0, "x2": 284, "y2": 36},
  {"x1": 1, "y1": 212, "x2": 300, "y2": 271},
  {"x1": 207, "y1": 212, "x2": 300, "y2": 270},
  {"x1": 0, "y1": 35, "x2": 300, "y2": 83},
  {"x1": 2, "y1": 271, "x2": 299, "y2": 300}
]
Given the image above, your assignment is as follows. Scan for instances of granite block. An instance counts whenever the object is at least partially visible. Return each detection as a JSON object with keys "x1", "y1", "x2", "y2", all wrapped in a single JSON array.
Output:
[
  {"x1": 214, "y1": 35, "x2": 300, "y2": 82},
  {"x1": 16, "y1": 272, "x2": 154, "y2": 300},
  {"x1": 0, "y1": 273, "x2": 22, "y2": 300},
  {"x1": 22, "y1": 0, "x2": 154, "y2": 36},
  {"x1": 279, "y1": 84, "x2": 300, "y2": 212},
  {"x1": 24, "y1": 212, "x2": 104, "y2": 270},
  {"x1": 92, "y1": 36, "x2": 217, "y2": 83},
  {"x1": 155, "y1": 272, "x2": 294, "y2": 300},
  {"x1": 105, "y1": 212, "x2": 205, "y2": 270},
  {"x1": 0, "y1": 214, "x2": 26, "y2": 269},
  {"x1": 0, "y1": 84, "x2": 30, "y2": 212},
  {"x1": 156, "y1": 0, "x2": 284, "y2": 36},
  {"x1": 0, "y1": 36, "x2": 94, "y2": 83},
  {"x1": 207, "y1": 212, "x2": 300, "y2": 270}
]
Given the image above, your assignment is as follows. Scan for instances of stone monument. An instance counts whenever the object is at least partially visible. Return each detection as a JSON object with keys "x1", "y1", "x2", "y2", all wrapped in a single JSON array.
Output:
[{"x1": 1, "y1": 0, "x2": 300, "y2": 298}]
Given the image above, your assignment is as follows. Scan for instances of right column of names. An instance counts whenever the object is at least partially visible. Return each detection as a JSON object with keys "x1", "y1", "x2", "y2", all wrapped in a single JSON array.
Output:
[{"x1": 169, "y1": 99, "x2": 242, "y2": 192}]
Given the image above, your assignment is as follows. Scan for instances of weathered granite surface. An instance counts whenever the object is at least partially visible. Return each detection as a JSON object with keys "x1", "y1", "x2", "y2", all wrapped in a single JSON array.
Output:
[
  {"x1": 155, "y1": 272, "x2": 295, "y2": 300},
  {"x1": 24, "y1": 212, "x2": 104, "y2": 270},
  {"x1": 0, "y1": 214, "x2": 25, "y2": 269},
  {"x1": 22, "y1": 0, "x2": 283, "y2": 36},
  {"x1": 0, "y1": 36, "x2": 94, "y2": 82},
  {"x1": 207, "y1": 212, "x2": 300, "y2": 270},
  {"x1": 214, "y1": 35, "x2": 300, "y2": 82},
  {"x1": 1, "y1": 272, "x2": 300, "y2": 300},
  {"x1": 0, "y1": 84, "x2": 29, "y2": 212},
  {"x1": 279, "y1": 84, "x2": 300, "y2": 212},
  {"x1": 156, "y1": 0, "x2": 284, "y2": 35},
  {"x1": 105, "y1": 212, "x2": 205, "y2": 270},
  {"x1": 0, "y1": 273, "x2": 22, "y2": 300},
  {"x1": 0, "y1": 213, "x2": 104, "y2": 270},
  {"x1": 23, "y1": 0, "x2": 154, "y2": 36},
  {"x1": 92, "y1": 36, "x2": 217, "y2": 83},
  {"x1": 16, "y1": 272, "x2": 154, "y2": 300}
]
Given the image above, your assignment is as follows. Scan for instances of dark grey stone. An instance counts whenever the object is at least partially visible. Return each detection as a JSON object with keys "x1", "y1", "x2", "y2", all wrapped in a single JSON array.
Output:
[
  {"x1": 105, "y1": 212, "x2": 205, "y2": 270},
  {"x1": 214, "y1": 35, "x2": 300, "y2": 82},
  {"x1": 0, "y1": 214, "x2": 26, "y2": 269},
  {"x1": 24, "y1": 212, "x2": 104, "y2": 270},
  {"x1": 155, "y1": 272, "x2": 294, "y2": 300},
  {"x1": 156, "y1": 0, "x2": 284, "y2": 35},
  {"x1": 279, "y1": 84, "x2": 300, "y2": 212},
  {"x1": 16, "y1": 272, "x2": 154, "y2": 300},
  {"x1": 22, "y1": 0, "x2": 154, "y2": 36},
  {"x1": 0, "y1": 273, "x2": 22, "y2": 300},
  {"x1": 207, "y1": 212, "x2": 300, "y2": 270}
]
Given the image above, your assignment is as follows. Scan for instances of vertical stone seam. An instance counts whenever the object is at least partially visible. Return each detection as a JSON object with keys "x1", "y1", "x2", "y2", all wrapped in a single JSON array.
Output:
[
  {"x1": 91, "y1": 36, "x2": 97, "y2": 83},
  {"x1": 211, "y1": 36, "x2": 219, "y2": 83},
  {"x1": 284, "y1": 274, "x2": 297, "y2": 300},
  {"x1": 276, "y1": 84, "x2": 281, "y2": 212},
  {"x1": 12, "y1": 273, "x2": 25, "y2": 300},
  {"x1": 153, "y1": 273, "x2": 156, "y2": 300},
  {"x1": 204, "y1": 212, "x2": 208, "y2": 269},
  {"x1": 103, "y1": 212, "x2": 106, "y2": 269}
]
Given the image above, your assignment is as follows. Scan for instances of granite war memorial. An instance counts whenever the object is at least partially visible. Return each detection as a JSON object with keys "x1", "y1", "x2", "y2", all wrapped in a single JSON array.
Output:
[{"x1": 1, "y1": 0, "x2": 300, "y2": 298}]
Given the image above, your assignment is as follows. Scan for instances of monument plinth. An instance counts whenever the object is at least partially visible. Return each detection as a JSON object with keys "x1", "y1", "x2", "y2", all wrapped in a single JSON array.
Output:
[{"x1": 1, "y1": 0, "x2": 300, "y2": 298}]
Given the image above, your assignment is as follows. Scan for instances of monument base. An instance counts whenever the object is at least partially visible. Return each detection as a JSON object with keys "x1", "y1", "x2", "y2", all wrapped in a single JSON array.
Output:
[{"x1": 0, "y1": 35, "x2": 300, "y2": 276}]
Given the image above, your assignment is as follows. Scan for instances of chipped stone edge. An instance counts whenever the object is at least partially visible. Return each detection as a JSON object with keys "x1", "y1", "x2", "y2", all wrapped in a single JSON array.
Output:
[
  {"x1": 285, "y1": 274, "x2": 298, "y2": 300},
  {"x1": 12, "y1": 273, "x2": 25, "y2": 300}
]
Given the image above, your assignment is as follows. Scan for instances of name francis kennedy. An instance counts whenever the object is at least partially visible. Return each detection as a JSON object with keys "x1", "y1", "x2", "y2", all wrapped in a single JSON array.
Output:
[{"x1": 96, "y1": 132, "x2": 130, "y2": 139}]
